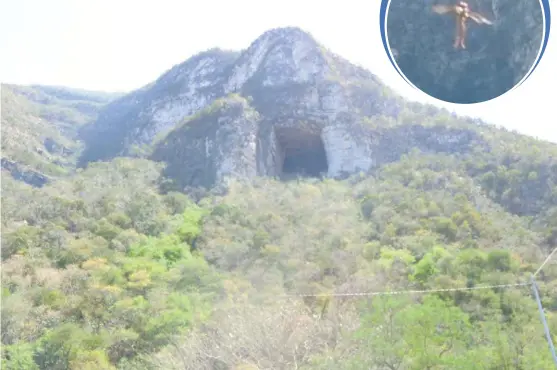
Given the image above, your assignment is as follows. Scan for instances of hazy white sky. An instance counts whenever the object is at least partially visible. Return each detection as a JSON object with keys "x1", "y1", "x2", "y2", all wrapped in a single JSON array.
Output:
[{"x1": 1, "y1": 0, "x2": 555, "y2": 142}]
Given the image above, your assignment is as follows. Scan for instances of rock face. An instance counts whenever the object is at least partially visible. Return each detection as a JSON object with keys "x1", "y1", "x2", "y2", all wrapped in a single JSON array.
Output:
[
  {"x1": 80, "y1": 27, "x2": 486, "y2": 189},
  {"x1": 387, "y1": 0, "x2": 544, "y2": 103},
  {"x1": 152, "y1": 93, "x2": 483, "y2": 188},
  {"x1": 1, "y1": 158, "x2": 48, "y2": 187},
  {"x1": 78, "y1": 49, "x2": 240, "y2": 164},
  {"x1": 152, "y1": 96, "x2": 260, "y2": 187}
]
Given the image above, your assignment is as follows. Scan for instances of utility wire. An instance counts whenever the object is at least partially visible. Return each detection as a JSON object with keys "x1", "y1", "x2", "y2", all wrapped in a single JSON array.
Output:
[
  {"x1": 279, "y1": 282, "x2": 530, "y2": 298},
  {"x1": 271, "y1": 248, "x2": 557, "y2": 366},
  {"x1": 275, "y1": 245, "x2": 556, "y2": 299},
  {"x1": 534, "y1": 246, "x2": 557, "y2": 277}
]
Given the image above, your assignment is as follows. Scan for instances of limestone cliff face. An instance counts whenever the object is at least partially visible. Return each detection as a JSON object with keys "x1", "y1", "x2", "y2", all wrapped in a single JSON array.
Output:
[
  {"x1": 81, "y1": 27, "x2": 486, "y2": 188},
  {"x1": 151, "y1": 93, "x2": 482, "y2": 188},
  {"x1": 387, "y1": 0, "x2": 544, "y2": 103},
  {"x1": 78, "y1": 49, "x2": 240, "y2": 164},
  {"x1": 152, "y1": 96, "x2": 260, "y2": 187}
]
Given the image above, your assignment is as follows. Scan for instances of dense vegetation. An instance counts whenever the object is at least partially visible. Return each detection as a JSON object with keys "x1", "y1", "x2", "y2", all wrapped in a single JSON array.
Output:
[
  {"x1": 2, "y1": 137, "x2": 557, "y2": 369},
  {"x1": 1, "y1": 159, "x2": 221, "y2": 369}
]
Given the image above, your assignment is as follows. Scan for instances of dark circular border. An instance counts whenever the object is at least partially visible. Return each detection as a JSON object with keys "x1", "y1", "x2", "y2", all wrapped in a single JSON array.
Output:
[{"x1": 379, "y1": 0, "x2": 551, "y2": 98}]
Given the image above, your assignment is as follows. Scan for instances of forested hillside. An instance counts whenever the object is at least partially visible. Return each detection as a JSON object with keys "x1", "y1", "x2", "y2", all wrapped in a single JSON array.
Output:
[{"x1": 2, "y1": 143, "x2": 557, "y2": 368}]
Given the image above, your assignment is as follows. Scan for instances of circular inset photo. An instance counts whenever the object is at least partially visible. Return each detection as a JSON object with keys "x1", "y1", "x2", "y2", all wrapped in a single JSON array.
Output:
[{"x1": 382, "y1": 0, "x2": 548, "y2": 104}]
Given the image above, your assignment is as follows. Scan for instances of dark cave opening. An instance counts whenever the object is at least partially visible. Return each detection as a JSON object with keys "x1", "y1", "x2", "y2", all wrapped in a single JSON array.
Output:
[{"x1": 275, "y1": 127, "x2": 328, "y2": 179}]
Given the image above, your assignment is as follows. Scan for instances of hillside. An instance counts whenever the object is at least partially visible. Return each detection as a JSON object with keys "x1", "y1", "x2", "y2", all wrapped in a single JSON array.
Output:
[
  {"x1": 1, "y1": 84, "x2": 121, "y2": 185},
  {"x1": 2, "y1": 155, "x2": 557, "y2": 369},
  {"x1": 2, "y1": 27, "x2": 557, "y2": 370}
]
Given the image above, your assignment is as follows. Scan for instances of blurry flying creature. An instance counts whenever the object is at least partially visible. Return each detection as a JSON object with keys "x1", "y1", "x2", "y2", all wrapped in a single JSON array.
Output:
[{"x1": 432, "y1": 1, "x2": 493, "y2": 49}]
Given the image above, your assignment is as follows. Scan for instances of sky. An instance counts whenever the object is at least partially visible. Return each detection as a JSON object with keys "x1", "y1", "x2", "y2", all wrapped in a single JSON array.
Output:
[{"x1": 1, "y1": 0, "x2": 556, "y2": 143}]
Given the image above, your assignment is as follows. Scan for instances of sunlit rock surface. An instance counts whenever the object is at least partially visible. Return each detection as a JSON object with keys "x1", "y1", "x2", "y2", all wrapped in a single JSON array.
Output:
[{"x1": 80, "y1": 27, "x2": 487, "y2": 188}]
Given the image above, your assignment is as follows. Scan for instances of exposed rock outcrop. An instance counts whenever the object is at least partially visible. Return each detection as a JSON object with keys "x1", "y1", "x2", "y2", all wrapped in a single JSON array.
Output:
[
  {"x1": 79, "y1": 28, "x2": 402, "y2": 165},
  {"x1": 152, "y1": 94, "x2": 484, "y2": 188},
  {"x1": 78, "y1": 49, "x2": 240, "y2": 164},
  {"x1": 80, "y1": 27, "x2": 488, "y2": 189},
  {"x1": 1, "y1": 158, "x2": 49, "y2": 187},
  {"x1": 152, "y1": 95, "x2": 260, "y2": 187}
]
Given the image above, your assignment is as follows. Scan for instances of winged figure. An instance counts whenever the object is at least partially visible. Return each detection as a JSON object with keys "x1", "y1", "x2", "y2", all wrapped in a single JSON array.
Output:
[{"x1": 432, "y1": 1, "x2": 493, "y2": 49}]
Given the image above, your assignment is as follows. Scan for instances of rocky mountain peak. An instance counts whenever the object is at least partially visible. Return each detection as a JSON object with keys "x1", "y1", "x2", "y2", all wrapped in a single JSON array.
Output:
[
  {"x1": 153, "y1": 48, "x2": 238, "y2": 92},
  {"x1": 142, "y1": 27, "x2": 484, "y2": 190},
  {"x1": 225, "y1": 27, "x2": 327, "y2": 93},
  {"x1": 78, "y1": 27, "x2": 397, "y2": 166}
]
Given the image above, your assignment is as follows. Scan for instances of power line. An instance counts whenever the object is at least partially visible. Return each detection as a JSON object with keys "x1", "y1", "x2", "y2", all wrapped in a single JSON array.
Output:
[
  {"x1": 531, "y1": 275, "x2": 557, "y2": 367},
  {"x1": 270, "y1": 248, "x2": 557, "y2": 366},
  {"x1": 279, "y1": 282, "x2": 530, "y2": 298},
  {"x1": 279, "y1": 245, "x2": 557, "y2": 299},
  {"x1": 534, "y1": 246, "x2": 557, "y2": 277}
]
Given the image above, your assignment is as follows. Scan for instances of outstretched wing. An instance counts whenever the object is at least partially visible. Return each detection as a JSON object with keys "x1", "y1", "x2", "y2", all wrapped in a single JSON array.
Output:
[
  {"x1": 432, "y1": 4, "x2": 457, "y2": 15},
  {"x1": 468, "y1": 11, "x2": 493, "y2": 24}
]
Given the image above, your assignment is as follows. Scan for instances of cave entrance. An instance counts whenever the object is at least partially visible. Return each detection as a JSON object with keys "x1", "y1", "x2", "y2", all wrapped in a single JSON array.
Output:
[{"x1": 275, "y1": 127, "x2": 328, "y2": 179}]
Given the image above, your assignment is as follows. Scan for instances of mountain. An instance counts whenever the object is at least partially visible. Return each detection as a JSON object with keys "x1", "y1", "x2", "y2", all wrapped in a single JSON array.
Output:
[
  {"x1": 1, "y1": 84, "x2": 121, "y2": 185},
  {"x1": 387, "y1": 0, "x2": 544, "y2": 103},
  {"x1": 75, "y1": 26, "x2": 557, "y2": 219},
  {"x1": 78, "y1": 27, "x2": 556, "y2": 216},
  {"x1": 78, "y1": 27, "x2": 402, "y2": 168},
  {"x1": 2, "y1": 27, "x2": 557, "y2": 369}
]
